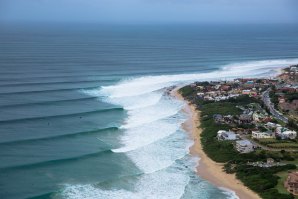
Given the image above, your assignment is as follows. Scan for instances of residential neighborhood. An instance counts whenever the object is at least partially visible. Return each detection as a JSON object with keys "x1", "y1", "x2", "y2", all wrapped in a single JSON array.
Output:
[
  {"x1": 180, "y1": 65, "x2": 298, "y2": 198},
  {"x1": 189, "y1": 65, "x2": 298, "y2": 154}
]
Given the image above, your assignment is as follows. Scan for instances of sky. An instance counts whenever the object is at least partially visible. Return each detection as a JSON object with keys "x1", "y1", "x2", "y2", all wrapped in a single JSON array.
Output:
[{"x1": 0, "y1": 0, "x2": 297, "y2": 24}]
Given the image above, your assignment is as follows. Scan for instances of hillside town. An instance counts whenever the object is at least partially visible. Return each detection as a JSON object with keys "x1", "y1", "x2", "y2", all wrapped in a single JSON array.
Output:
[
  {"x1": 181, "y1": 65, "x2": 298, "y2": 198},
  {"x1": 190, "y1": 65, "x2": 298, "y2": 153}
]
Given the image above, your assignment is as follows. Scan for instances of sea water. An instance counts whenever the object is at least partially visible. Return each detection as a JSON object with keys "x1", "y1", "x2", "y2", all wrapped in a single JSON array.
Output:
[{"x1": 0, "y1": 24, "x2": 298, "y2": 199}]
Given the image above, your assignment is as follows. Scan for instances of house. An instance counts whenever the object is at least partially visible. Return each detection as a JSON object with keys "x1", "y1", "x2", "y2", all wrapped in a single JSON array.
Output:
[
  {"x1": 276, "y1": 127, "x2": 297, "y2": 139},
  {"x1": 290, "y1": 66, "x2": 298, "y2": 72},
  {"x1": 221, "y1": 85, "x2": 231, "y2": 91},
  {"x1": 250, "y1": 91, "x2": 258, "y2": 97},
  {"x1": 213, "y1": 114, "x2": 223, "y2": 123},
  {"x1": 236, "y1": 140, "x2": 254, "y2": 153},
  {"x1": 197, "y1": 92, "x2": 205, "y2": 97},
  {"x1": 239, "y1": 114, "x2": 252, "y2": 124},
  {"x1": 231, "y1": 128, "x2": 248, "y2": 135},
  {"x1": 251, "y1": 131, "x2": 275, "y2": 139},
  {"x1": 242, "y1": 90, "x2": 251, "y2": 95},
  {"x1": 278, "y1": 97, "x2": 286, "y2": 104},
  {"x1": 196, "y1": 86, "x2": 204, "y2": 90},
  {"x1": 252, "y1": 112, "x2": 267, "y2": 123},
  {"x1": 267, "y1": 158, "x2": 274, "y2": 165},
  {"x1": 284, "y1": 171, "x2": 298, "y2": 195},
  {"x1": 265, "y1": 122, "x2": 281, "y2": 130},
  {"x1": 217, "y1": 130, "x2": 237, "y2": 141}
]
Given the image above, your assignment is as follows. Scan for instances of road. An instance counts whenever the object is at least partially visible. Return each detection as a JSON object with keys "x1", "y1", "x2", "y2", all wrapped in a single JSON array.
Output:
[{"x1": 261, "y1": 88, "x2": 288, "y2": 124}]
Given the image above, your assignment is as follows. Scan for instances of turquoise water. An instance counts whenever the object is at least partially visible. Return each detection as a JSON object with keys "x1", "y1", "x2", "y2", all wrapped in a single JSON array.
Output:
[{"x1": 0, "y1": 24, "x2": 298, "y2": 199}]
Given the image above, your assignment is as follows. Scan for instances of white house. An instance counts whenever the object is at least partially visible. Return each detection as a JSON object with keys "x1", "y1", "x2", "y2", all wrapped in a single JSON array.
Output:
[
  {"x1": 290, "y1": 66, "x2": 298, "y2": 72},
  {"x1": 276, "y1": 127, "x2": 297, "y2": 139},
  {"x1": 252, "y1": 112, "x2": 267, "y2": 123},
  {"x1": 242, "y1": 90, "x2": 251, "y2": 95},
  {"x1": 251, "y1": 131, "x2": 275, "y2": 139},
  {"x1": 236, "y1": 140, "x2": 254, "y2": 153},
  {"x1": 265, "y1": 122, "x2": 281, "y2": 130},
  {"x1": 217, "y1": 130, "x2": 237, "y2": 141}
]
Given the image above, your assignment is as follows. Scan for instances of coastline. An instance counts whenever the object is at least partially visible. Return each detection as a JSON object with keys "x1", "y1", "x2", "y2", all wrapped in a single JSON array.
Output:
[{"x1": 172, "y1": 88, "x2": 261, "y2": 199}]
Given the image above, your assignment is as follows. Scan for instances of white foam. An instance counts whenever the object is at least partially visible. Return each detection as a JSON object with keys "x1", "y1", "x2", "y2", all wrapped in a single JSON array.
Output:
[
  {"x1": 61, "y1": 170, "x2": 189, "y2": 199},
  {"x1": 99, "y1": 58, "x2": 298, "y2": 100},
  {"x1": 78, "y1": 58, "x2": 298, "y2": 199},
  {"x1": 83, "y1": 88, "x2": 164, "y2": 111},
  {"x1": 219, "y1": 187, "x2": 240, "y2": 199},
  {"x1": 126, "y1": 130, "x2": 192, "y2": 173},
  {"x1": 112, "y1": 120, "x2": 181, "y2": 153},
  {"x1": 120, "y1": 98, "x2": 183, "y2": 129}
]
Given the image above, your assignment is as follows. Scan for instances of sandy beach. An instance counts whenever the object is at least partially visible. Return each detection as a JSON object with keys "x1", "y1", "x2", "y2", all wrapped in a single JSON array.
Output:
[{"x1": 172, "y1": 89, "x2": 261, "y2": 199}]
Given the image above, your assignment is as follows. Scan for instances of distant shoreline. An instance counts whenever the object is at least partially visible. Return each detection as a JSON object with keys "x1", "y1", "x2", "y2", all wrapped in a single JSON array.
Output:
[{"x1": 171, "y1": 88, "x2": 261, "y2": 199}]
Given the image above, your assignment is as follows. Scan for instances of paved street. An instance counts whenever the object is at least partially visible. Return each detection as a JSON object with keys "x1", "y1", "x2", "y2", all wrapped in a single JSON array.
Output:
[{"x1": 262, "y1": 88, "x2": 288, "y2": 123}]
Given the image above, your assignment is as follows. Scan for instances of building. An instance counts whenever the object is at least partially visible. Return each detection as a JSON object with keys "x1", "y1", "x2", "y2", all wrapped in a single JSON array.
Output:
[
  {"x1": 276, "y1": 127, "x2": 297, "y2": 139},
  {"x1": 217, "y1": 130, "x2": 237, "y2": 141},
  {"x1": 265, "y1": 122, "x2": 281, "y2": 130},
  {"x1": 285, "y1": 172, "x2": 298, "y2": 195},
  {"x1": 242, "y1": 90, "x2": 251, "y2": 95},
  {"x1": 252, "y1": 112, "x2": 266, "y2": 123},
  {"x1": 213, "y1": 114, "x2": 223, "y2": 123},
  {"x1": 290, "y1": 66, "x2": 298, "y2": 72},
  {"x1": 239, "y1": 114, "x2": 252, "y2": 124},
  {"x1": 251, "y1": 131, "x2": 275, "y2": 139},
  {"x1": 236, "y1": 140, "x2": 254, "y2": 153},
  {"x1": 267, "y1": 158, "x2": 274, "y2": 165}
]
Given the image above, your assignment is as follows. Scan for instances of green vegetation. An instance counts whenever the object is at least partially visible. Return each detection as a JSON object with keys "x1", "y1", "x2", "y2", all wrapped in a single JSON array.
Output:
[
  {"x1": 276, "y1": 171, "x2": 296, "y2": 196},
  {"x1": 288, "y1": 119, "x2": 298, "y2": 132},
  {"x1": 275, "y1": 170, "x2": 298, "y2": 199},
  {"x1": 236, "y1": 164, "x2": 296, "y2": 199},
  {"x1": 179, "y1": 85, "x2": 194, "y2": 97},
  {"x1": 285, "y1": 93, "x2": 298, "y2": 102},
  {"x1": 269, "y1": 90, "x2": 279, "y2": 108},
  {"x1": 256, "y1": 139, "x2": 298, "y2": 150},
  {"x1": 179, "y1": 86, "x2": 297, "y2": 199},
  {"x1": 268, "y1": 143, "x2": 298, "y2": 149},
  {"x1": 195, "y1": 95, "x2": 247, "y2": 162}
]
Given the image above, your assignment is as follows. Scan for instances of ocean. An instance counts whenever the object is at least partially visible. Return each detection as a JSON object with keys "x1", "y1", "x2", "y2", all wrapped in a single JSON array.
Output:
[{"x1": 0, "y1": 24, "x2": 298, "y2": 199}]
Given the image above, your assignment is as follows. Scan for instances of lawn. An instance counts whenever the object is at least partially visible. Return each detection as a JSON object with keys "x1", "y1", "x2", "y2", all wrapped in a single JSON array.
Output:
[
  {"x1": 256, "y1": 139, "x2": 298, "y2": 149},
  {"x1": 276, "y1": 170, "x2": 298, "y2": 199}
]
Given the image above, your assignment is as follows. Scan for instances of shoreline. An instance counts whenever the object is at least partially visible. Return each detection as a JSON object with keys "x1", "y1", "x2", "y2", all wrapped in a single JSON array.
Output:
[{"x1": 172, "y1": 88, "x2": 261, "y2": 199}]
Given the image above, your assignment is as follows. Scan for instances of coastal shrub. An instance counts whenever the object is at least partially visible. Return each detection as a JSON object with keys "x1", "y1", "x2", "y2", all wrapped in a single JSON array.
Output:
[
  {"x1": 224, "y1": 162, "x2": 237, "y2": 174},
  {"x1": 287, "y1": 119, "x2": 298, "y2": 132},
  {"x1": 201, "y1": 102, "x2": 242, "y2": 116},
  {"x1": 235, "y1": 164, "x2": 296, "y2": 198},
  {"x1": 269, "y1": 90, "x2": 279, "y2": 108},
  {"x1": 260, "y1": 189, "x2": 294, "y2": 199},
  {"x1": 267, "y1": 143, "x2": 298, "y2": 149},
  {"x1": 179, "y1": 86, "x2": 194, "y2": 97}
]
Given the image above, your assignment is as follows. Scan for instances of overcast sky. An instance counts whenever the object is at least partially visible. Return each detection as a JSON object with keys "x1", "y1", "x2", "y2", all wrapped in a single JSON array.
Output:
[{"x1": 0, "y1": 0, "x2": 297, "y2": 24}]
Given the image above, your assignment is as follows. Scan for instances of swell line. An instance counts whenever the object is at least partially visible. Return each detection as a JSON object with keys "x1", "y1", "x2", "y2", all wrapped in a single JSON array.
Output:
[
  {"x1": 0, "y1": 86, "x2": 98, "y2": 96},
  {"x1": 0, "y1": 150, "x2": 113, "y2": 171},
  {"x1": 0, "y1": 73, "x2": 122, "y2": 82},
  {"x1": 0, "y1": 96, "x2": 98, "y2": 108},
  {"x1": 0, "y1": 108, "x2": 123, "y2": 124},
  {"x1": 0, "y1": 79, "x2": 109, "y2": 88},
  {"x1": 0, "y1": 127, "x2": 119, "y2": 146}
]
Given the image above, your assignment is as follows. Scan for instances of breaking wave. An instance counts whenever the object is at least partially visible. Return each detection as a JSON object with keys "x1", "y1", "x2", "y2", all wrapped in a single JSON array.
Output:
[{"x1": 73, "y1": 59, "x2": 298, "y2": 199}]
